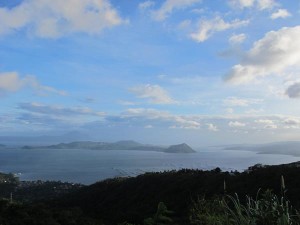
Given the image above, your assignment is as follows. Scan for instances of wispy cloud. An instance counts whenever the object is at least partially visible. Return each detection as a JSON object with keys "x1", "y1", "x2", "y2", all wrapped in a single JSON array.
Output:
[
  {"x1": 139, "y1": 1, "x2": 155, "y2": 11},
  {"x1": 15, "y1": 102, "x2": 106, "y2": 131},
  {"x1": 207, "y1": 123, "x2": 219, "y2": 131},
  {"x1": 255, "y1": 119, "x2": 277, "y2": 129},
  {"x1": 151, "y1": 0, "x2": 202, "y2": 21},
  {"x1": 107, "y1": 108, "x2": 201, "y2": 130},
  {"x1": 229, "y1": 0, "x2": 277, "y2": 10},
  {"x1": 229, "y1": 121, "x2": 246, "y2": 127},
  {"x1": 223, "y1": 97, "x2": 263, "y2": 107},
  {"x1": 129, "y1": 84, "x2": 177, "y2": 104},
  {"x1": 19, "y1": 102, "x2": 105, "y2": 117},
  {"x1": 229, "y1": 33, "x2": 246, "y2": 44},
  {"x1": 190, "y1": 17, "x2": 249, "y2": 42},
  {"x1": 270, "y1": 9, "x2": 291, "y2": 19},
  {"x1": 101, "y1": 109, "x2": 300, "y2": 133},
  {"x1": 0, "y1": 0, "x2": 126, "y2": 38},
  {"x1": 0, "y1": 72, "x2": 66, "y2": 96}
]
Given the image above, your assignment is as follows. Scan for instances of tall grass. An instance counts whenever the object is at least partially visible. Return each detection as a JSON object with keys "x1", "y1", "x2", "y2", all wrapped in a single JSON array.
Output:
[
  {"x1": 223, "y1": 190, "x2": 299, "y2": 225},
  {"x1": 190, "y1": 176, "x2": 300, "y2": 225}
]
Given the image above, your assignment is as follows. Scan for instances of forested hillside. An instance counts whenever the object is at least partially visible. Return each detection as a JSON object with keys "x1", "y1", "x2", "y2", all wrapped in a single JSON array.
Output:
[{"x1": 1, "y1": 162, "x2": 300, "y2": 224}]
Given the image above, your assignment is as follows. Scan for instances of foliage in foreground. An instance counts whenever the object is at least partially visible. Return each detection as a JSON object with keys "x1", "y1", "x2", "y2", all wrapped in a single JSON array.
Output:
[
  {"x1": 1, "y1": 189, "x2": 300, "y2": 225},
  {"x1": 0, "y1": 199, "x2": 102, "y2": 225},
  {"x1": 144, "y1": 202, "x2": 174, "y2": 225},
  {"x1": 2, "y1": 163, "x2": 300, "y2": 224},
  {"x1": 190, "y1": 190, "x2": 300, "y2": 225}
]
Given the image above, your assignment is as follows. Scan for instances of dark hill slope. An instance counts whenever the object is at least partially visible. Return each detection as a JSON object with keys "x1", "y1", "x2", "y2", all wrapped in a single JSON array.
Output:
[{"x1": 54, "y1": 163, "x2": 300, "y2": 224}]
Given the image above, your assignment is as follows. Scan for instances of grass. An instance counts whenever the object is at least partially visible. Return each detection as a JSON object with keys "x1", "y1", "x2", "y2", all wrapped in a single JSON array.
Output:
[{"x1": 190, "y1": 189, "x2": 300, "y2": 225}]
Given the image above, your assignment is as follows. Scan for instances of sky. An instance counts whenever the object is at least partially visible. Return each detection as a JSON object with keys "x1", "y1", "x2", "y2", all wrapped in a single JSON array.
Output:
[{"x1": 0, "y1": 0, "x2": 300, "y2": 146}]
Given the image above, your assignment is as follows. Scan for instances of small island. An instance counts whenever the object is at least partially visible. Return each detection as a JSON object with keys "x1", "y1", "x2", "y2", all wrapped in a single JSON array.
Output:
[{"x1": 164, "y1": 143, "x2": 196, "y2": 153}]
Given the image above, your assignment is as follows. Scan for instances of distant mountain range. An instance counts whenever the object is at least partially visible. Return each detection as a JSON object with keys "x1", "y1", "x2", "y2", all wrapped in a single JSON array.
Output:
[
  {"x1": 21, "y1": 140, "x2": 196, "y2": 153},
  {"x1": 223, "y1": 141, "x2": 300, "y2": 157}
]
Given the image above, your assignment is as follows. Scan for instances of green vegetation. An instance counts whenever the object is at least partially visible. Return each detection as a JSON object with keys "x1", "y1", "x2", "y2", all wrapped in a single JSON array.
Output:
[
  {"x1": 144, "y1": 202, "x2": 174, "y2": 225},
  {"x1": 190, "y1": 190, "x2": 300, "y2": 225},
  {"x1": 1, "y1": 162, "x2": 300, "y2": 224}
]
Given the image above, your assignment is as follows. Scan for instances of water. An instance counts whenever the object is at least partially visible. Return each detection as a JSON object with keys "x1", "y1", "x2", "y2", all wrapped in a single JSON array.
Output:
[{"x1": 0, "y1": 148, "x2": 299, "y2": 184}]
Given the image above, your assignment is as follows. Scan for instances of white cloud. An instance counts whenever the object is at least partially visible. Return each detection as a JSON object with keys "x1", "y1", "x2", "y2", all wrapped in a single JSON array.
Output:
[
  {"x1": 0, "y1": 72, "x2": 66, "y2": 96},
  {"x1": 225, "y1": 26, "x2": 300, "y2": 84},
  {"x1": 226, "y1": 108, "x2": 234, "y2": 114},
  {"x1": 223, "y1": 97, "x2": 262, "y2": 107},
  {"x1": 256, "y1": 0, "x2": 276, "y2": 10},
  {"x1": 229, "y1": 121, "x2": 246, "y2": 127},
  {"x1": 271, "y1": 9, "x2": 291, "y2": 19},
  {"x1": 116, "y1": 108, "x2": 201, "y2": 129},
  {"x1": 0, "y1": 72, "x2": 24, "y2": 92},
  {"x1": 245, "y1": 108, "x2": 264, "y2": 114},
  {"x1": 19, "y1": 102, "x2": 105, "y2": 117},
  {"x1": 230, "y1": 0, "x2": 255, "y2": 8},
  {"x1": 286, "y1": 82, "x2": 300, "y2": 98},
  {"x1": 229, "y1": 33, "x2": 246, "y2": 44},
  {"x1": 178, "y1": 19, "x2": 192, "y2": 30},
  {"x1": 139, "y1": 1, "x2": 155, "y2": 10},
  {"x1": 144, "y1": 125, "x2": 153, "y2": 129},
  {"x1": 118, "y1": 100, "x2": 137, "y2": 106},
  {"x1": 129, "y1": 84, "x2": 176, "y2": 104},
  {"x1": 283, "y1": 117, "x2": 300, "y2": 129},
  {"x1": 229, "y1": 0, "x2": 276, "y2": 10},
  {"x1": 151, "y1": 0, "x2": 201, "y2": 21},
  {"x1": 0, "y1": 0, "x2": 126, "y2": 38},
  {"x1": 191, "y1": 8, "x2": 205, "y2": 14},
  {"x1": 159, "y1": 75, "x2": 204, "y2": 85},
  {"x1": 207, "y1": 123, "x2": 219, "y2": 131},
  {"x1": 117, "y1": 108, "x2": 200, "y2": 129},
  {"x1": 255, "y1": 119, "x2": 274, "y2": 125},
  {"x1": 190, "y1": 17, "x2": 249, "y2": 42},
  {"x1": 255, "y1": 119, "x2": 277, "y2": 129}
]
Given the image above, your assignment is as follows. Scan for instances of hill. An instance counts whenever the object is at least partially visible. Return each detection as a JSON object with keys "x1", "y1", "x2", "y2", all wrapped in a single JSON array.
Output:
[
  {"x1": 164, "y1": 143, "x2": 196, "y2": 153},
  {"x1": 2, "y1": 162, "x2": 300, "y2": 224},
  {"x1": 52, "y1": 161, "x2": 300, "y2": 224}
]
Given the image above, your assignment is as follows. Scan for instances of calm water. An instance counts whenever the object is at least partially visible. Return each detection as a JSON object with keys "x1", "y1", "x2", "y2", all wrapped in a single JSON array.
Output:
[{"x1": 0, "y1": 148, "x2": 299, "y2": 184}]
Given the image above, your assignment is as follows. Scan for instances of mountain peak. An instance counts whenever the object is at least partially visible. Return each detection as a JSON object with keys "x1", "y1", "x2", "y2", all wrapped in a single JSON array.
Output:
[{"x1": 164, "y1": 143, "x2": 196, "y2": 153}]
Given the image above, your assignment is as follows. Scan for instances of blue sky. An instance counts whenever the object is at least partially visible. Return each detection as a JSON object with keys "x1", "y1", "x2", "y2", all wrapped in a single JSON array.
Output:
[{"x1": 0, "y1": 0, "x2": 300, "y2": 146}]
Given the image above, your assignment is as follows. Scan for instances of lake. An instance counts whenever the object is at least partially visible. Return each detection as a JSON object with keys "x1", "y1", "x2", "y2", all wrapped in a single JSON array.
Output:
[{"x1": 0, "y1": 148, "x2": 299, "y2": 184}]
